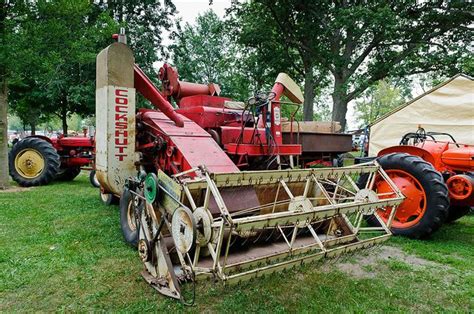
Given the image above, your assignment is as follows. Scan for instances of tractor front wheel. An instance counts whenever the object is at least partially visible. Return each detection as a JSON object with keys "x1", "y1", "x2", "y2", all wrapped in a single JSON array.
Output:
[
  {"x1": 370, "y1": 153, "x2": 449, "y2": 238},
  {"x1": 446, "y1": 205, "x2": 471, "y2": 223},
  {"x1": 9, "y1": 137, "x2": 60, "y2": 187}
]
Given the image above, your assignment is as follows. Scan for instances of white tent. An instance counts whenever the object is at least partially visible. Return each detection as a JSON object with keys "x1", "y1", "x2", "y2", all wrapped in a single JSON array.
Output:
[{"x1": 369, "y1": 74, "x2": 474, "y2": 156}]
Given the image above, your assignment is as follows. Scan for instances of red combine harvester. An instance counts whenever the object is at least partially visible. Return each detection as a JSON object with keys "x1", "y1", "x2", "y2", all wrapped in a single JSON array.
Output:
[
  {"x1": 9, "y1": 131, "x2": 98, "y2": 187},
  {"x1": 94, "y1": 31, "x2": 405, "y2": 302},
  {"x1": 364, "y1": 128, "x2": 473, "y2": 238}
]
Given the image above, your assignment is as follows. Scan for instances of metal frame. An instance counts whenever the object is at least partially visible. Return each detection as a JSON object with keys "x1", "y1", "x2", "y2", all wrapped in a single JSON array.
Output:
[{"x1": 138, "y1": 162, "x2": 405, "y2": 302}]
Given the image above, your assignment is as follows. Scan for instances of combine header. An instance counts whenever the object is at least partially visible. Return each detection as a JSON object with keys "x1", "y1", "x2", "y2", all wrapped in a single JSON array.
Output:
[{"x1": 95, "y1": 31, "x2": 404, "y2": 303}]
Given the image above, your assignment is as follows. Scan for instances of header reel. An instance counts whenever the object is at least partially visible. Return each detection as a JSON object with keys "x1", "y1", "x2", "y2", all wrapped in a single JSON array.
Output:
[{"x1": 125, "y1": 162, "x2": 405, "y2": 304}]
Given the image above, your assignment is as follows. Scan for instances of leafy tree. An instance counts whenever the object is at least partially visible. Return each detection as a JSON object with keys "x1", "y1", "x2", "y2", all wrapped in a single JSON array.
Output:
[
  {"x1": 355, "y1": 80, "x2": 405, "y2": 128},
  {"x1": 171, "y1": 9, "x2": 322, "y2": 116},
  {"x1": 170, "y1": 10, "x2": 252, "y2": 100},
  {"x1": 8, "y1": 0, "x2": 118, "y2": 134},
  {"x1": 0, "y1": 1, "x2": 8, "y2": 188},
  {"x1": 229, "y1": 1, "x2": 473, "y2": 130},
  {"x1": 227, "y1": 1, "x2": 333, "y2": 121},
  {"x1": 0, "y1": 0, "x2": 29, "y2": 188},
  {"x1": 6, "y1": 114, "x2": 22, "y2": 132},
  {"x1": 100, "y1": 0, "x2": 177, "y2": 77},
  {"x1": 7, "y1": 0, "x2": 176, "y2": 135}
]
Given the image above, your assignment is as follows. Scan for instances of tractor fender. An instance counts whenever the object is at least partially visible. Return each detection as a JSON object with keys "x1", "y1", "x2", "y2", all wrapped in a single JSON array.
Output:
[
  {"x1": 377, "y1": 145, "x2": 436, "y2": 166},
  {"x1": 25, "y1": 135, "x2": 54, "y2": 145}
]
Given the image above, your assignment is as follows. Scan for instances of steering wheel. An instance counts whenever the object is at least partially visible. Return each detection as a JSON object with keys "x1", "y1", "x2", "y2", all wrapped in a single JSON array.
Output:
[{"x1": 247, "y1": 91, "x2": 276, "y2": 107}]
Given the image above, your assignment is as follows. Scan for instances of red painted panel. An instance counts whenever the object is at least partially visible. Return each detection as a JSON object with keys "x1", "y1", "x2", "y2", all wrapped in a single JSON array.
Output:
[
  {"x1": 179, "y1": 95, "x2": 231, "y2": 109},
  {"x1": 172, "y1": 136, "x2": 239, "y2": 173},
  {"x1": 134, "y1": 64, "x2": 184, "y2": 127},
  {"x1": 442, "y1": 146, "x2": 474, "y2": 171},
  {"x1": 177, "y1": 106, "x2": 245, "y2": 129},
  {"x1": 62, "y1": 157, "x2": 93, "y2": 167},
  {"x1": 140, "y1": 110, "x2": 209, "y2": 137},
  {"x1": 57, "y1": 137, "x2": 94, "y2": 147},
  {"x1": 220, "y1": 126, "x2": 268, "y2": 145},
  {"x1": 140, "y1": 109, "x2": 239, "y2": 174},
  {"x1": 225, "y1": 143, "x2": 302, "y2": 156}
]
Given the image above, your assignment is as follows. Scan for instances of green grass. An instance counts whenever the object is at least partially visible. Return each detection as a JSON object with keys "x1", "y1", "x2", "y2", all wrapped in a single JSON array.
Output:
[{"x1": 1, "y1": 175, "x2": 473, "y2": 312}]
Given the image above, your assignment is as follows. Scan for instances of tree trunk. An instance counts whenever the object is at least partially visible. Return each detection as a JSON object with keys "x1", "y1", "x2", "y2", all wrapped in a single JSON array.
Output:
[
  {"x1": 331, "y1": 94, "x2": 349, "y2": 131},
  {"x1": 302, "y1": 68, "x2": 315, "y2": 121},
  {"x1": 30, "y1": 122, "x2": 36, "y2": 135},
  {"x1": 0, "y1": 78, "x2": 9, "y2": 189},
  {"x1": 331, "y1": 75, "x2": 349, "y2": 131},
  {"x1": 61, "y1": 110, "x2": 68, "y2": 136}
]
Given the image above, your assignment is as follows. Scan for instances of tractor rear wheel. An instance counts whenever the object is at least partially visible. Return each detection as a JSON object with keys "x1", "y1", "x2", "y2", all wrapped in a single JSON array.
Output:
[
  {"x1": 56, "y1": 167, "x2": 81, "y2": 181},
  {"x1": 446, "y1": 205, "x2": 471, "y2": 223},
  {"x1": 9, "y1": 137, "x2": 60, "y2": 187},
  {"x1": 120, "y1": 188, "x2": 138, "y2": 247},
  {"x1": 368, "y1": 153, "x2": 449, "y2": 238}
]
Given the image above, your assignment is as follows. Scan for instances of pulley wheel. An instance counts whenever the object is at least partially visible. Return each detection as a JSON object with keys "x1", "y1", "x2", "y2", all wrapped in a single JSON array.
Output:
[
  {"x1": 193, "y1": 207, "x2": 213, "y2": 247},
  {"x1": 288, "y1": 196, "x2": 313, "y2": 227},
  {"x1": 144, "y1": 173, "x2": 158, "y2": 203},
  {"x1": 171, "y1": 207, "x2": 196, "y2": 254},
  {"x1": 355, "y1": 188, "x2": 379, "y2": 215},
  {"x1": 288, "y1": 196, "x2": 313, "y2": 212},
  {"x1": 138, "y1": 239, "x2": 151, "y2": 262}
]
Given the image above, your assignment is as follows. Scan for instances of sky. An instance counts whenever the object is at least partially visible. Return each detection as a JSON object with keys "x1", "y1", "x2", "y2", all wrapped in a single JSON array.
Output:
[{"x1": 173, "y1": 0, "x2": 229, "y2": 22}]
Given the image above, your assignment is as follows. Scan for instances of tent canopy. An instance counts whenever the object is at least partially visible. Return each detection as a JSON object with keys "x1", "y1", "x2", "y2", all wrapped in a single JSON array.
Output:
[{"x1": 369, "y1": 74, "x2": 474, "y2": 156}]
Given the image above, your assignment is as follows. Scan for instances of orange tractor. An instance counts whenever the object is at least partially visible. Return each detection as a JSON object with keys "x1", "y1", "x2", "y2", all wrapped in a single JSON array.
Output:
[{"x1": 364, "y1": 128, "x2": 473, "y2": 238}]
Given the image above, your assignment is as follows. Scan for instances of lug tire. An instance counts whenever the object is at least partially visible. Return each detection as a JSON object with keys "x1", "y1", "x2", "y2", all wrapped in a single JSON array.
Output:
[
  {"x1": 363, "y1": 153, "x2": 449, "y2": 239},
  {"x1": 120, "y1": 188, "x2": 138, "y2": 247},
  {"x1": 56, "y1": 167, "x2": 81, "y2": 181},
  {"x1": 9, "y1": 137, "x2": 60, "y2": 187},
  {"x1": 445, "y1": 205, "x2": 471, "y2": 223},
  {"x1": 89, "y1": 170, "x2": 100, "y2": 188},
  {"x1": 100, "y1": 191, "x2": 119, "y2": 206}
]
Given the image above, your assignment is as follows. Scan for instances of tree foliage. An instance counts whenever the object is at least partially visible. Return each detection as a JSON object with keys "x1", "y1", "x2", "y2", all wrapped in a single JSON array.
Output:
[
  {"x1": 170, "y1": 10, "x2": 253, "y2": 100},
  {"x1": 99, "y1": 0, "x2": 177, "y2": 76},
  {"x1": 355, "y1": 80, "x2": 405, "y2": 128},
  {"x1": 228, "y1": 1, "x2": 474, "y2": 130},
  {"x1": 170, "y1": 9, "x2": 323, "y2": 121},
  {"x1": 6, "y1": 0, "x2": 177, "y2": 134},
  {"x1": 7, "y1": 0, "x2": 118, "y2": 134},
  {"x1": 0, "y1": 0, "x2": 30, "y2": 188}
]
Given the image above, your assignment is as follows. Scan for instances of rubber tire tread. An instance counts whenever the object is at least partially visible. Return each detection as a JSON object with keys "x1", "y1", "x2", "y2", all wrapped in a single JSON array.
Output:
[
  {"x1": 56, "y1": 167, "x2": 81, "y2": 181},
  {"x1": 120, "y1": 188, "x2": 138, "y2": 247},
  {"x1": 9, "y1": 137, "x2": 60, "y2": 187},
  {"x1": 100, "y1": 191, "x2": 119, "y2": 205},
  {"x1": 445, "y1": 205, "x2": 471, "y2": 223},
  {"x1": 89, "y1": 170, "x2": 100, "y2": 188},
  {"x1": 364, "y1": 153, "x2": 449, "y2": 239}
]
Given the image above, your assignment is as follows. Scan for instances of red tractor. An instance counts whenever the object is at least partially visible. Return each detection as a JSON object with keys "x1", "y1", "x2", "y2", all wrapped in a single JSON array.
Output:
[
  {"x1": 8, "y1": 131, "x2": 98, "y2": 187},
  {"x1": 364, "y1": 128, "x2": 473, "y2": 238}
]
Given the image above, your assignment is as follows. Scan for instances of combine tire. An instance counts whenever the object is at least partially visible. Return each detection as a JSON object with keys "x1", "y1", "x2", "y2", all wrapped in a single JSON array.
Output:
[
  {"x1": 56, "y1": 167, "x2": 81, "y2": 181},
  {"x1": 89, "y1": 170, "x2": 100, "y2": 188},
  {"x1": 446, "y1": 205, "x2": 471, "y2": 223},
  {"x1": 120, "y1": 188, "x2": 138, "y2": 247},
  {"x1": 100, "y1": 191, "x2": 119, "y2": 205},
  {"x1": 9, "y1": 137, "x2": 60, "y2": 187},
  {"x1": 366, "y1": 153, "x2": 449, "y2": 239}
]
